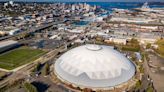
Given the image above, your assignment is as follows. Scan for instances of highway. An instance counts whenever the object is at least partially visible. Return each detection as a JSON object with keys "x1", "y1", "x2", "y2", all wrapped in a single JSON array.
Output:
[{"x1": 0, "y1": 21, "x2": 63, "y2": 41}]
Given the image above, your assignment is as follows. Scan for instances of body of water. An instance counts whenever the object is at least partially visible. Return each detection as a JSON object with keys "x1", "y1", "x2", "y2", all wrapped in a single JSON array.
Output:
[
  {"x1": 65, "y1": 2, "x2": 164, "y2": 11},
  {"x1": 73, "y1": 21, "x2": 89, "y2": 26}
]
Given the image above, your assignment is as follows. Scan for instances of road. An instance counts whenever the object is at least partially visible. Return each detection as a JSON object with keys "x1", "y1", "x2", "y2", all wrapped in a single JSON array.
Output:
[
  {"x1": 0, "y1": 46, "x2": 64, "y2": 88},
  {"x1": 141, "y1": 54, "x2": 152, "y2": 91},
  {"x1": 0, "y1": 21, "x2": 63, "y2": 41},
  {"x1": 0, "y1": 34, "x2": 78, "y2": 89},
  {"x1": 142, "y1": 51, "x2": 164, "y2": 92},
  {"x1": 147, "y1": 52, "x2": 164, "y2": 92}
]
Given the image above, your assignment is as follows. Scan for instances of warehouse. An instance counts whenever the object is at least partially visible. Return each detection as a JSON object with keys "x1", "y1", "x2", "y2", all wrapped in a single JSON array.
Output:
[{"x1": 0, "y1": 40, "x2": 19, "y2": 53}]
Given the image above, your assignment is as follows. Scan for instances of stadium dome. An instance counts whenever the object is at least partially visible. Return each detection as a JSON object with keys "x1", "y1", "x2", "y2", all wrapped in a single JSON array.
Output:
[{"x1": 54, "y1": 44, "x2": 135, "y2": 88}]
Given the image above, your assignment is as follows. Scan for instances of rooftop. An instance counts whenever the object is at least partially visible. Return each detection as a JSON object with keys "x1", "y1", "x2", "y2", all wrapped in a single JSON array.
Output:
[{"x1": 0, "y1": 40, "x2": 18, "y2": 49}]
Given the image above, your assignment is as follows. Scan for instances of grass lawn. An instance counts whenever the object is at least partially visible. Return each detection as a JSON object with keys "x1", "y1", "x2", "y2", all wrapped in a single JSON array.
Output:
[{"x1": 0, "y1": 47, "x2": 46, "y2": 70}]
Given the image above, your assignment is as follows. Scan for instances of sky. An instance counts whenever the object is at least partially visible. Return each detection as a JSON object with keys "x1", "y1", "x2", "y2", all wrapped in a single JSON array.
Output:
[{"x1": 0, "y1": 0, "x2": 164, "y2": 2}]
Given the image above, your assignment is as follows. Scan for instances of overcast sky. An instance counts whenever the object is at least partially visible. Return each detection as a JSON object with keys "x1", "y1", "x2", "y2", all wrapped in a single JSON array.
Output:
[{"x1": 0, "y1": 0, "x2": 164, "y2": 2}]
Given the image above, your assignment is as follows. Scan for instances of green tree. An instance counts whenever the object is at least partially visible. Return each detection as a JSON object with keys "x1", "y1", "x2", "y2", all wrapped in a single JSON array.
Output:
[
  {"x1": 24, "y1": 82, "x2": 38, "y2": 92},
  {"x1": 146, "y1": 43, "x2": 151, "y2": 49},
  {"x1": 32, "y1": 62, "x2": 41, "y2": 73},
  {"x1": 135, "y1": 80, "x2": 141, "y2": 90},
  {"x1": 36, "y1": 62, "x2": 41, "y2": 71},
  {"x1": 146, "y1": 85, "x2": 154, "y2": 92},
  {"x1": 155, "y1": 39, "x2": 164, "y2": 57},
  {"x1": 122, "y1": 38, "x2": 140, "y2": 52},
  {"x1": 41, "y1": 63, "x2": 50, "y2": 76}
]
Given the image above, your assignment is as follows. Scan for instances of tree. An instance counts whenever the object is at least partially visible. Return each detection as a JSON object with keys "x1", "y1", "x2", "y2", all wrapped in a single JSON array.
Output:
[
  {"x1": 122, "y1": 38, "x2": 140, "y2": 52},
  {"x1": 24, "y1": 82, "x2": 38, "y2": 92},
  {"x1": 41, "y1": 63, "x2": 50, "y2": 76},
  {"x1": 114, "y1": 45, "x2": 118, "y2": 50},
  {"x1": 36, "y1": 62, "x2": 41, "y2": 71},
  {"x1": 155, "y1": 39, "x2": 164, "y2": 57},
  {"x1": 146, "y1": 43, "x2": 151, "y2": 49},
  {"x1": 135, "y1": 80, "x2": 141, "y2": 90},
  {"x1": 31, "y1": 62, "x2": 41, "y2": 73},
  {"x1": 146, "y1": 85, "x2": 154, "y2": 92}
]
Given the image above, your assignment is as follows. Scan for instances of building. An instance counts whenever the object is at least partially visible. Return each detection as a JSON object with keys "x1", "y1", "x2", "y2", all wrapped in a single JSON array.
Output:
[
  {"x1": 9, "y1": 29, "x2": 22, "y2": 35},
  {"x1": 0, "y1": 40, "x2": 19, "y2": 53},
  {"x1": 105, "y1": 37, "x2": 127, "y2": 45},
  {"x1": 110, "y1": 17, "x2": 154, "y2": 24},
  {"x1": 54, "y1": 44, "x2": 136, "y2": 90}
]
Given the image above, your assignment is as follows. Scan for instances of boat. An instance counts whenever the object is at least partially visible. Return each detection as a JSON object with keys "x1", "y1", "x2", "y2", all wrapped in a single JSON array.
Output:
[
  {"x1": 133, "y1": 2, "x2": 163, "y2": 13},
  {"x1": 141, "y1": 2, "x2": 150, "y2": 9},
  {"x1": 133, "y1": 2, "x2": 152, "y2": 12}
]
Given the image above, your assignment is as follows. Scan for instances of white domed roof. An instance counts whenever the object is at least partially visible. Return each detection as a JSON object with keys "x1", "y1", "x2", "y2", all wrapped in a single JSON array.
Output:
[{"x1": 54, "y1": 44, "x2": 135, "y2": 88}]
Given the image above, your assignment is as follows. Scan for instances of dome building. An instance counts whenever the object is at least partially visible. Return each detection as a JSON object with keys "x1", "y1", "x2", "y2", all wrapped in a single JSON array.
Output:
[{"x1": 54, "y1": 44, "x2": 136, "y2": 90}]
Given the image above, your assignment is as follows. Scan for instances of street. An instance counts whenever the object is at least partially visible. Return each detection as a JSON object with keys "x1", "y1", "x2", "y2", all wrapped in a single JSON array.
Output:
[{"x1": 143, "y1": 51, "x2": 164, "y2": 92}]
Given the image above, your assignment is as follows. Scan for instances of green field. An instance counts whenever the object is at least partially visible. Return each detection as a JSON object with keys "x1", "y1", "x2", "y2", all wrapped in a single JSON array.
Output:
[{"x1": 0, "y1": 47, "x2": 46, "y2": 70}]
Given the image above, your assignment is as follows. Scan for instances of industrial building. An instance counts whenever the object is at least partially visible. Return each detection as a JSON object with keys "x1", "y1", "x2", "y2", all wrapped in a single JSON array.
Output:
[{"x1": 0, "y1": 40, "x2": 19, "y2": 53}]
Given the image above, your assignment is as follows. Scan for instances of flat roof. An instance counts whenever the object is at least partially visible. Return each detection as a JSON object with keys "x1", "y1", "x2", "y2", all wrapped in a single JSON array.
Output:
[{"x1": 0, "y1": 40, "x2": 18, "y2": 49}]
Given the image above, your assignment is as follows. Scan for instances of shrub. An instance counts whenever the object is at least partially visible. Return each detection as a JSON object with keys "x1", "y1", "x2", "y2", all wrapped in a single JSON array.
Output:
[
  {"x1": 135, "y1": 80, "x2": 141, "y2": 89},
  {"x1": 41, "y1": 63, "x2": 50, "y2": 76},
  {"x1": 122, "y1": 38, "x2": 140, "y2": 52},
  {"x1": 155, "y1": 39, "x2": 164, "y2": 57},
  {"x1": 24, "y1": 82, "x2": 38, "y2": 92},
  {"x1": 122, "y1": 46, "x2": 140, "y2": 52},
  {"x1": 146, "y1": 86, "x2": 154, "y2": 92},
  {"x1": 146, "y1": 43, "x2": 151, "y2": 49}
]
